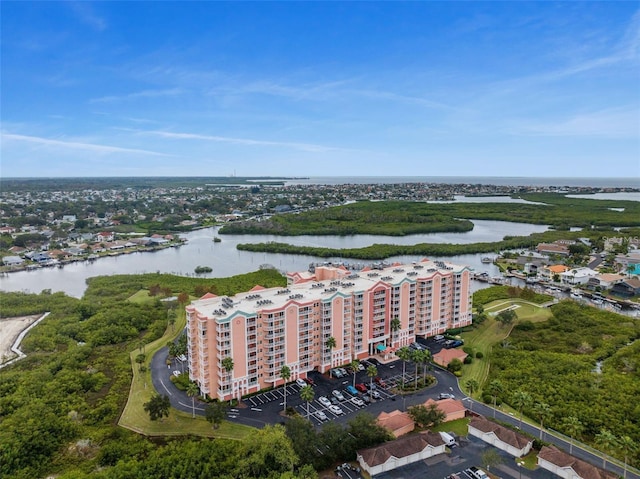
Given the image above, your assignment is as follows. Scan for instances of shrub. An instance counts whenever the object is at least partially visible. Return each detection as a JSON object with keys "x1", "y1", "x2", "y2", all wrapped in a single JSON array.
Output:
[
  {"x1": 464, "y1": 356, "x2": 473, "y2": 364},
  {"x1": 475, "y1": 351, "x2": 484, "y2": 359}
]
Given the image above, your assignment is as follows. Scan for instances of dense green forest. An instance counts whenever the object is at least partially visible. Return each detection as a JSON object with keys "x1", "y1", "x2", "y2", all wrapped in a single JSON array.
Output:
[
  {"x1": 0, "y1": 269, "x2": 290, "y2": 479},
  {"x1": 222, "y1": 195, "x2": 640, "y2": 236},
  {"x1": 236, "y1": 228, "x2": 640, "y2": 260},
  {"x1": 487, "y1": 301, "x2": 640, "y2": 467}
]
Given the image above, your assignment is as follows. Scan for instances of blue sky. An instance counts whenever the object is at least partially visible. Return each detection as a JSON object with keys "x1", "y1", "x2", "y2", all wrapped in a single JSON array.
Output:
[{"x1": 1, "y1": 2, "x2": 638, "y2": 178}]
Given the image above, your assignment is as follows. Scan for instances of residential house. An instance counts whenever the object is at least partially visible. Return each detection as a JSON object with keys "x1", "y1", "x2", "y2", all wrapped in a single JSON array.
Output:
[
  {"x1": 586, "y1": 274, "x2": 624, "y2": 291},
  {"x1": 3, "y1": 256, "x2": 24, "y2": 266},
  {"x1": 95, "y1": 231, "x2": 114, "y2": 243},
  {"x1": 376, "y1": 410, "x2": 415, "y2": 438},
  {"x1": 433, "y1": 349, "x2": 468, "y2": 368},
  {"x1": 423, "y1": 398, "x2": 466, "y2": 422},
  {"x1": 559, "y1": 267, "x2": 598, "y2": 286},
  {"x1": 611, "y1": 279, "x2": 640, "y2": 298},
  {"x1": 468, "y1": 417, "x2": 533, "y2": 457},
  {"x1": 614, "y1": 253, "x2": 640, "y2": 273},
  {"x1": 537, "y1": 446, "x2": 617, "y2": 479},
  {"x1": 356, "y1": 431, "x2": 446, "y2": 476},
  {"x1": 536, "y1": 243, "x2": 571, "y2": 256},
  {"x1": 539, "y1": 265, "x2": 569, "y2": 282}
]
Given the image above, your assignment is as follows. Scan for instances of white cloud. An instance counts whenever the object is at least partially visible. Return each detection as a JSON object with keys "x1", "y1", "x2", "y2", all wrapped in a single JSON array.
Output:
[
  {"x1": 90, "y1": 88, "x2": 185, "y2": 103},
  {"x1": 141, "y1": 130, "x2": 344, "y2": 153},
  {"x1": 510, "y1": 107, "x2": 640, "y2": 139},
  {"x1": 2, "y1": 132, "x2": 170, "y2": 156},
  {"x1": 68, "y1": 2, "x2": 107, "y2": 31}
]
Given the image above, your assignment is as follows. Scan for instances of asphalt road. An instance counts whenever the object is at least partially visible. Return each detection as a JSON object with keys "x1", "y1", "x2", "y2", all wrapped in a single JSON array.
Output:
[{"x1": 150, "y1": 345, "x2": 638, "y2": 479}]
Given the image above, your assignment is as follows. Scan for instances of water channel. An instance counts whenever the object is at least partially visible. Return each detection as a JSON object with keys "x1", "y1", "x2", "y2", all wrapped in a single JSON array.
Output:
[{"x1": 0, "y1": 220, "x2": 547, "y2": 298}]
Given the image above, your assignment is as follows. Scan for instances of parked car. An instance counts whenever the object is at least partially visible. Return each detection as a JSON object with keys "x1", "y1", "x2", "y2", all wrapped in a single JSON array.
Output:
[
  {"x1": 409, "y1": 342, "x2": 426, "y2": 351},
  {"x1": 434, "y1": 335, "x2": 445, "y2": 341},
  {"x1": 374, "y1": 377, "x2": 387, "y2": 388},
  {"x1": 355, "y1": 383, "x2": 368, "y2": 393},
  {"x1": 351, "y1": 397, "x2": 365, "y2": 407},
  {"x1": 468, "y1": 467, "x2": 489, "y2": 479},
  {"x1": 315, "y1": 410, "x2": 328, "y2": 421},
  {"x1": 362, "y1": 394, "x2": 371, "y2": 404},
  {"x1": 172, "y1": 370, "x2": 181, "y2": 377},
  {"x1": 329, "y1": 405, "x2": 344, "y2": 415},
  {"x1": 303, "y1": 377, "x2": 315, "y2": 386},
  {"x1": 346, "y1": 385, "x2": 359, "y2": 396},
  {"x1": 337, "y1": 367, "x2": 348, "y2": 377},
  {"x1": 370, "y1": 390, "x2": 382, "y2": 400},
  {"x1": 295, "y1": 378, "x2": 306, "y2": 388},
  {"x1": 319, "y1": 396, "x2": 332, "y2": 407},
  {"x1": 332, "y1": 368, "x2": 344, "y2": 378},
  {"x1": 332, "y1": 390, "x2": 345, "y2": 401},
  {"x1": 439, "y1": 393, "x2": 455, "y2": 400}
]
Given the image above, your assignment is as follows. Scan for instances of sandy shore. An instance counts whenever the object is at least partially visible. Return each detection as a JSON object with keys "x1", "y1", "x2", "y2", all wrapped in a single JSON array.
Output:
[{"x1": 0, "y1": 315, "x2": 41, "y2": 363}]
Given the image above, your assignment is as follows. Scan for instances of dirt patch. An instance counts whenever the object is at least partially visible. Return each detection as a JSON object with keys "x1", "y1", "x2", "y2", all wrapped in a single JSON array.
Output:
[{"x1": 0, "y1": 315, "x2": 41, "y2": 363}]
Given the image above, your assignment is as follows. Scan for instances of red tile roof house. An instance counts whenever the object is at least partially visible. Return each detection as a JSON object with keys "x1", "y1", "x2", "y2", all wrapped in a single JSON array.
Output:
[
  {"x1": 357, "y1": 431, "x2": 446, "y2": 476},
  {"x1": 423, "y1": 398, "x2": 466, "y2": 422},
  {"x1": 468, "y1": 417, "x2": 533, "y2": 458},
  {"x1": 376, "y1": 410, "x2": 415, "y2": 438},
  {"x1": 537, "y1": 446, "x2": 617, "y2": 479},
  {"x1": 433, "y1": 348, "x2": 468, "y2": 367}
]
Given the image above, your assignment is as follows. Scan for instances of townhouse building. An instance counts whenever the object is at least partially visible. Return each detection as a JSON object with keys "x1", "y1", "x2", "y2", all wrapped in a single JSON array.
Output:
[{"x1": 186, "y1": 259, "x2": 472, "y2": 401}]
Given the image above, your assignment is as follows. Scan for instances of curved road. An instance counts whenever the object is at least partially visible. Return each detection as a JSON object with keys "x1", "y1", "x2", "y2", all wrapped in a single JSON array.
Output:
[{"x1": 151, "y1": 347, "x2": 638, "y2": 479}]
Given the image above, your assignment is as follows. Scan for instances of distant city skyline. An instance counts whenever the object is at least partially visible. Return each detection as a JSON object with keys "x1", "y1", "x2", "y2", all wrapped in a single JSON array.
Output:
[{"x1": 1, "y1": 2, "x2": 638, "y2": 178}]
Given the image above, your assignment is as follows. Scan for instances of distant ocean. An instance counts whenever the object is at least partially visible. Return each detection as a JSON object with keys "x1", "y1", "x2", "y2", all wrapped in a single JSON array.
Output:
[{"x1": 285, "y1": 176, "x2": 640, "y2": 188}]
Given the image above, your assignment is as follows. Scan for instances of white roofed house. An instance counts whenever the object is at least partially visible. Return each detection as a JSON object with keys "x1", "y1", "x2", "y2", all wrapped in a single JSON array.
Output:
[{"x1": 560, "y1": 267, "x2": 598, "y2": 286}]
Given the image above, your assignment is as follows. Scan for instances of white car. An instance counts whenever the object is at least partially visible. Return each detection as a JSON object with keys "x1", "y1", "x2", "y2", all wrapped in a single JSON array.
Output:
[
  {"x1": 172, "y1": 370, "x2": 181, "y2": 377},
  {"x1": 295, "y1": 378, "x2": 306, "y2": 388},
  {"x1": 315, "y1": 410, "x2": 329, "y2": 421},
  {"x1": 329, "y1": 405, "x2": 344, "y2": 415},
  {"x1": 332, "y1": 390, "x2": 345, "y2": 401},
  {"x1": 351, "y1": 397, "x2": 365, "y2": 407},
  {"x1": 319, "y1": 396, "x2": 332, "y2": 407},
  {"x1": 370, "y1": 390, "x2": 381, "y2": 400}
]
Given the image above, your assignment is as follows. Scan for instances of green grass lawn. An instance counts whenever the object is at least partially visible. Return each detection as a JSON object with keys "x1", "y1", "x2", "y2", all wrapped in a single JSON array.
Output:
[
  {"x1": 459, "y1": 299, "x2": 551, "y2": 396},
  {"x1": 431, "y1": 418, "x2": 470, "y2": 437},
  {"x1": 127, "y1": 289, "x2": 157, "y2": 304},
  {"x1": 118, "y1": 293, "x2": 254, "y2": 440}
]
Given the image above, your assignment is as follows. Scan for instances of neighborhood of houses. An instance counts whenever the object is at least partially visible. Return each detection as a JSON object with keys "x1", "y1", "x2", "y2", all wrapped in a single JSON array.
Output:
[
  {"x1": 492, "y1": 237, "x2": 640, "y2": 299},
  {"x1": 356, "y1": 402, "x2": 616, "y2": 479},
  {"x1": 1, "y1": 227, "x2": 182, "y2": 270}
]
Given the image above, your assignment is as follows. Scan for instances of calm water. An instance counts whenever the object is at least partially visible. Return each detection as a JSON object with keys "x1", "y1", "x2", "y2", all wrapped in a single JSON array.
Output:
[
  {"x1": 286, "y1": 176, "x2": 640, "y2": 188},
  {"x1": 0, "y1": 219, "x2": 540, "y2": 298}
]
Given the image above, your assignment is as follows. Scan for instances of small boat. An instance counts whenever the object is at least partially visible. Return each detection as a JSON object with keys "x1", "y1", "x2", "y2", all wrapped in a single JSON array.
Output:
[{"x1": 481, "y1": 257, "x2": 492, "y2": 264}]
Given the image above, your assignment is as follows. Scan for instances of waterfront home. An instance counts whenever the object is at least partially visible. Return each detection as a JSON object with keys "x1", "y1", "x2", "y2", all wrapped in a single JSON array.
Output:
[
  {"x1": 611, "y1": 278, "x2": 640, "y2": 297},
  {"x1": 539, "y1": 264, "x2": 569, "y2": 282},
  {"x1": 560, "y1": 267, "x2": 598, "y2": 286}
]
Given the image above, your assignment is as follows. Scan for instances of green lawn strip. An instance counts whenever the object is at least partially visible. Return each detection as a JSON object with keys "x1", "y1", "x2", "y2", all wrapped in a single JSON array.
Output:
[
  {"x1": 460, "y1": 300, "x2": 551, "y2": 395},
  {"x1": 118, "y1": 293, "x2": 254, "y2": 439},
  {"x1": 519, "y1": 451, "x2": 539, "y2": 470},
  {"x1": 127, "y1": 289, "x2": 158, "y2": 304},
  {"x1": 431, "y1": 418, "x2": 470, "y2": 437}
]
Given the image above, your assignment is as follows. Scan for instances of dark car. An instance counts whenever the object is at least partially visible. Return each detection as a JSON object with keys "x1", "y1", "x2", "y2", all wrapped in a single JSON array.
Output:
[
  {"x1": 355, "y1": 383, "x2": 367, "y2": 393},
  {"x1": 374, "y1": 377, "x2": 387, "y2": 388},
  {"x1": 303, "y1": 377, "x2": 315, "y2": 386}
]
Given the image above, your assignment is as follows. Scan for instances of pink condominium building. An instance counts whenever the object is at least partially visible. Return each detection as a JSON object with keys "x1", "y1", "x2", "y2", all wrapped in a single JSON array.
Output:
[{"x1": 186, "y1": 259, "x2": 472, "y2": 401}]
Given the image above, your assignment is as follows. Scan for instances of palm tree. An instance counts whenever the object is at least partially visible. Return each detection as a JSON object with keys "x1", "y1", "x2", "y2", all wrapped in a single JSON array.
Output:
[
  {"x1": 186, "y1": 382, "x2": 199, "y2": 419},
  {"x1": 487, "y1": 380, "x2": 503, "y2": 418},
  {"x1": 390, "y1": 317, "x2": 401, "y2": 345},
  {"x1": 617, "y1": 435, "x2": 638, "y2": 479},
  {"x1": 511, "y1": 390, "x2": 532, "y2": 429},
  {"x1": 563, "y1": 416, "x2": 583, "y2": 454},
  {"x1": 300, "y1": 385, "x2": 314, "y2": 419},
  {"x1": 396, "y1": 346, "x2": 411, "y2": 387},
  {"x1": 325, "y1": 336, "x2": 336, "y2": 377},
  {"x1": 466, "y1": 379, "x2": 479, "y2": 396},
  {"x1": 411, "y1": 349, "x2": 426, "y2": 389},
  {"x1": 350, "y1": 359, "x2": 360, "y2": 387},
  {"x1": 595, "y1": 429, "x2": 617, "y2": 469},
  {"x1": 366, "y1": 364, "x2": 378, "y2": 400},
  {"x1": 280, "y1": 365, "x2": 291, "y2": 412},
  {"x1": 533, "y1": 402, "x2": 552, "y2": 440},
  {"x1": 221, "y1": 356, "x2": 234, "y2": 403}
]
